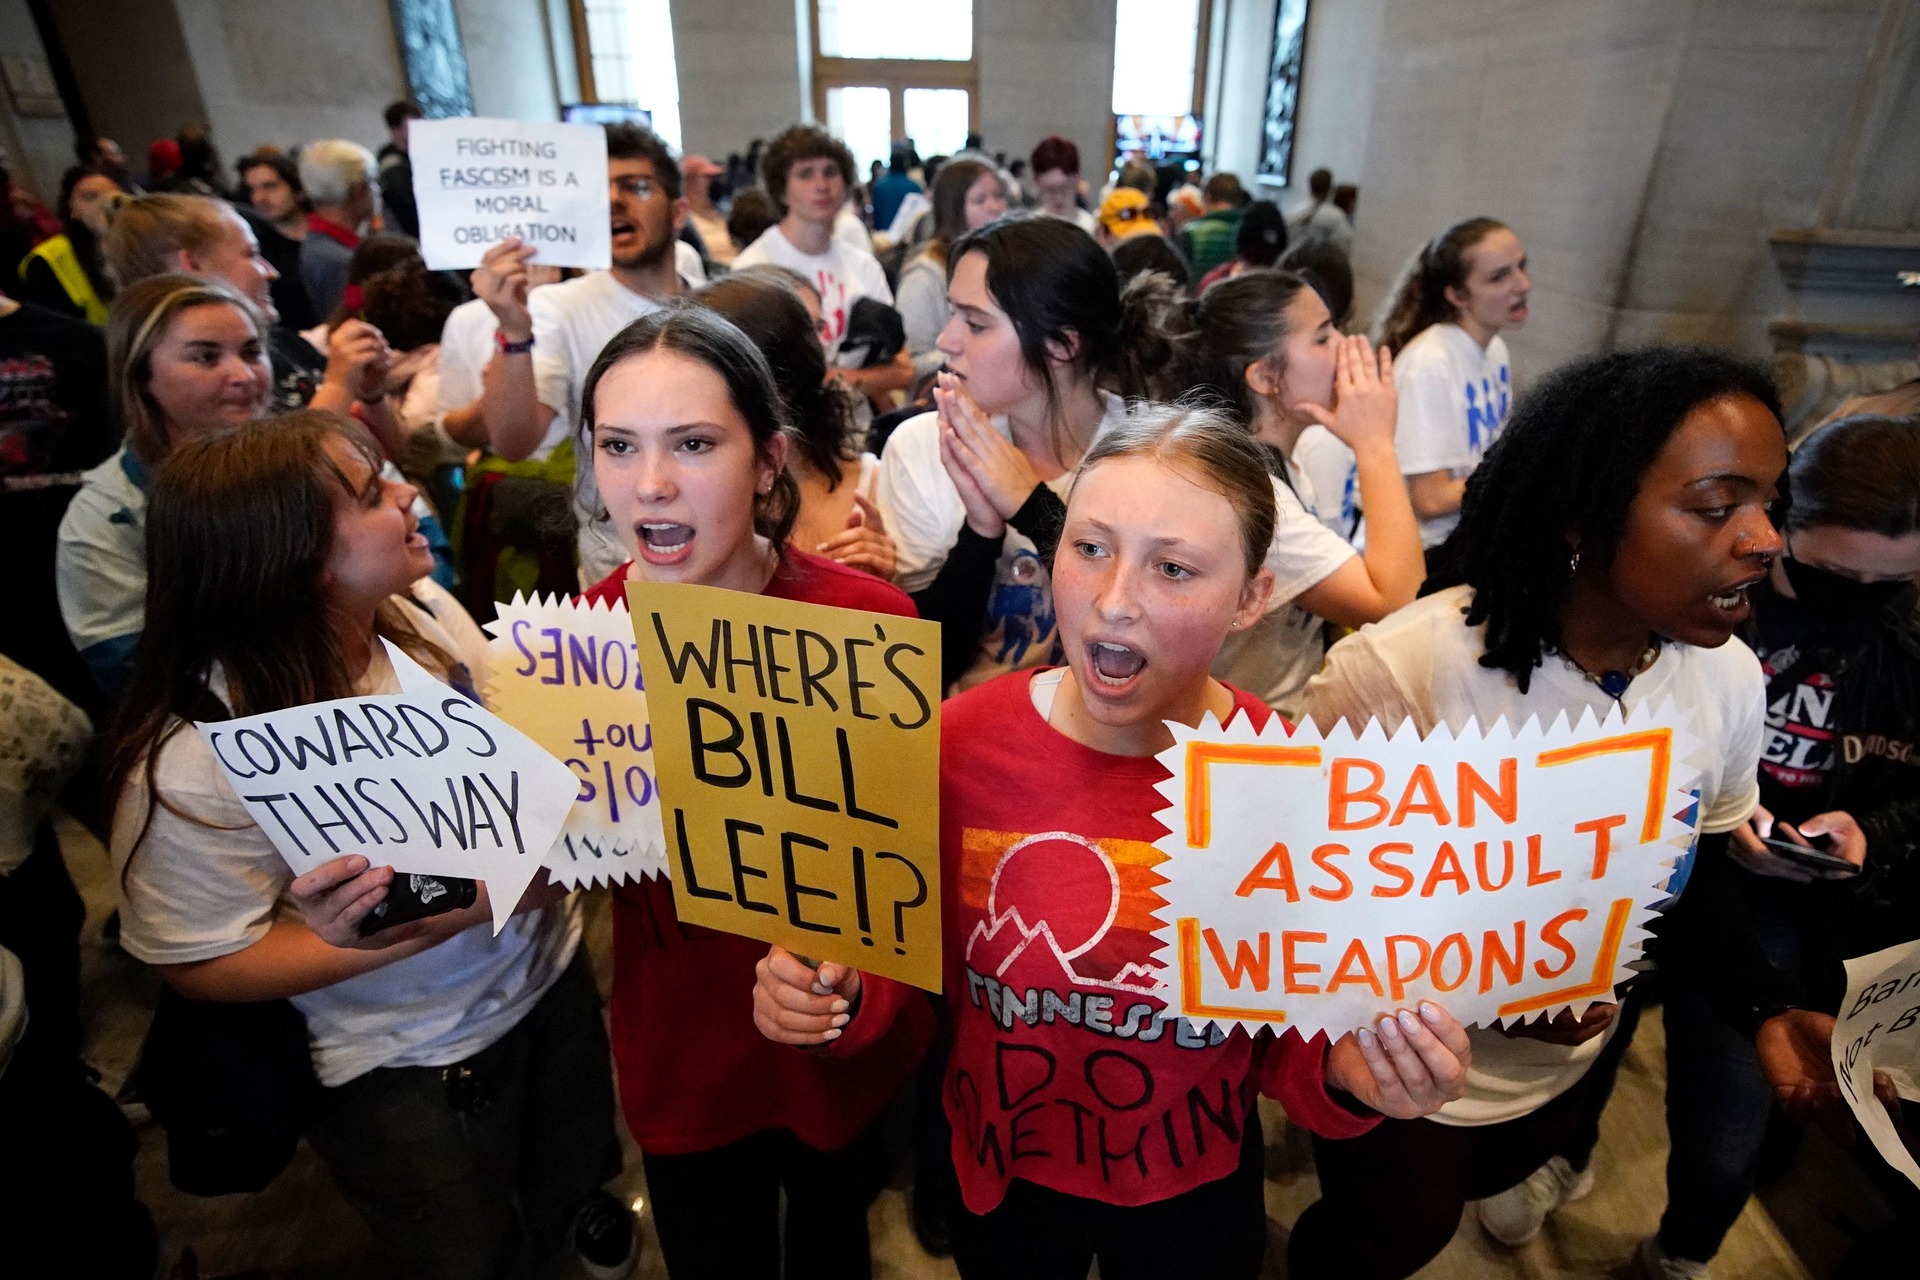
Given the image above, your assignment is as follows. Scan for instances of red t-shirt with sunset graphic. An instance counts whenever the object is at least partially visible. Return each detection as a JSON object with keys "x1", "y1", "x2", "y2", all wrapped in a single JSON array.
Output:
[{"x1": 838, "y1": 668, "x2": 1378, "y2": 1213}]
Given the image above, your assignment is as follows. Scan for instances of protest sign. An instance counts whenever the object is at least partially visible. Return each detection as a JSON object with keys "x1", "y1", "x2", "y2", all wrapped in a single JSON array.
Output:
[
  {"x1": 410, "y1": 117, "x2": 611, "y2": 271},
  {"x1": 1832, "y1": 938, "x2": 1920, "y2": 1189},
  {"x1": 485, "y1": 593, "x2": 666, "y2": 888},
  {"x1": 628, "y1": 581, "x2": 944, "y2": 990},
  {"x1": 196, "y1": 640, "x2": 577, "y2": 932},
  {"x1": 1152, "y1": 702, "x2": 1702, "y2": 1039}
]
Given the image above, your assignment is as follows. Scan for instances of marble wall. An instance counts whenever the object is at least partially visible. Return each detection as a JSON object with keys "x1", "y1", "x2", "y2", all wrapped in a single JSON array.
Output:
[
  {"x1": 44, "y1": 0, "x2": 567, "y2": 170},
  {"x1": 1206, "y1": 0, "x2": 1919, "y2": 379}
]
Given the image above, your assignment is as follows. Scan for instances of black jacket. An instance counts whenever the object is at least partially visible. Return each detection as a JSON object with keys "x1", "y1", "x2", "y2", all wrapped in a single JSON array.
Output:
[{"x1": 1675, "y1": 585, "x2": 1920, "y2": 1030}]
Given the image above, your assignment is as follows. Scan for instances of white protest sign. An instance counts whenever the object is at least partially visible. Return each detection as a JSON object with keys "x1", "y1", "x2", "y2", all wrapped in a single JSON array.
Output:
[
  {"x1": 410, "y1": 117, "x2": 610, "y2": 271},
  {"x1": 484, "y1": 594, "x2": 666, "y2": 889},
  {"x1": 196, "y1": 640, "x2": 577, "y2": 932},
  {"x1": 1832, "y1": 938, "x2": 1920, "y2": 1188},
  {"x1": 1151, "y1": 701, "x2": 1702, "y2": 1040}
]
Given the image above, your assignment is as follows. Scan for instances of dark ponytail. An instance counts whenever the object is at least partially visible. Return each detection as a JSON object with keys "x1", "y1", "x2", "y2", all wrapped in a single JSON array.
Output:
[
  {"x1": 1375, "y1": 216, "x2": 1507, "y2": 354},
  {"x1": 1785, "y1": 414, "x2": 1920, "y2": 537},
  {"x1": 1168, "y1": 268, "x2": 1315, "y2": 427},
  {"x1": 947, "y1": 213, "x2": 1180, "y2": 437},
  {"x1": 696, "y1": 270, "x2": 861, "y2": 491}
]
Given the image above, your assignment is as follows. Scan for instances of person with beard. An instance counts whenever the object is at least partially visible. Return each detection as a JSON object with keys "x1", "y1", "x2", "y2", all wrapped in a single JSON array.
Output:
[
  {"x1": 237, "y1": 152, "x2": 317, "y2": 330},
  {"x1": 16, "y1": 165, "x2": 126, "y2": 324},
  {"x1": 471, "y1": 122, "x2": 697, "y2": 585},
  {"x1": 1644, "y1": 413, "x2": 1920, "y2": 1280}
]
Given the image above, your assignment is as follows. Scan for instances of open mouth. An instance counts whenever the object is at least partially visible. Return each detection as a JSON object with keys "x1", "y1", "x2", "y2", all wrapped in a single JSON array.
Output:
[
  {"x1": 638, "y1": 521, "x2": 694, "y2": 564},
  {"x1": 1708, "y1": 578, "x2": 1760, "y2": 616},
  {"x1": 610, "y1": 218, "x2": 636, "y2": 238},
  {"x1": 1086, "y1": 640, "x2": 1148, "y2": 690}
]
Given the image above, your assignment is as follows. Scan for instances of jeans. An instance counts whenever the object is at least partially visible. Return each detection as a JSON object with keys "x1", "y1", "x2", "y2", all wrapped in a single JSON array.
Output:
[
  {"x1": 1659, "y1": 871, "x2": 1807, "y2": 1262},
  {"x1": 305, "y1": 953, "x2": 621, "y2": 1280}
]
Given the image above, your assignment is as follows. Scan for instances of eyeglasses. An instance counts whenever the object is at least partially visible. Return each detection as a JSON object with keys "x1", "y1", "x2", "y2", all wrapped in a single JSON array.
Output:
[{"x1": 609, "y1": 175, "x2": 657, "y2": 200}]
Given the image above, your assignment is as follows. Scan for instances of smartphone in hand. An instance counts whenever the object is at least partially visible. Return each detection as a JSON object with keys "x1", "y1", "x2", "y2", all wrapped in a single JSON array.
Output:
[
  {"x1": 1758, "y1": 826, "x2": 1858, "y2": 876},
  {"x1": 358, "y1": 873, "x2": 479, "y2": 935}
]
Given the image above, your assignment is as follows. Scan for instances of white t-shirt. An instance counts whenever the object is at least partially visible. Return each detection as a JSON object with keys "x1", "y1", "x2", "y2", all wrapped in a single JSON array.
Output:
[
  {"x1": 733, "y1": 226, "x2": 893, "y2": 363},
  {"x1": 529, "y1": 271, "x2": 669, "y2": 584},
  {"x1": 1392, "y1": 323, "x2": 1513, "y2": 548},
  {"x1": 1212, "y1": 454, "x2": 1358, "y2": 717},
  {"x1": 834, "y1": 204, "x2": 874, "y2": 257},
  {"x1": 434, "y1": 297, "x2": 499, "y2": 425},
  {"x1": 1301, "y1": 584, "x2": 1765, "y2": 1126},
  {"x1": 675, "y1": 239, "x2": 708, "y2": 287},
  {"x1": 1291, "y1": 425, "x2": 1362, "y2": 543},
  {"x1": 880, "y1": 396, "x2": 1354, "y2": 695},
  {"x1": 1042, "y1": 206, "x2": 1098, "y2": 236},
  {"x1": 113, "y1": 582, "x2": 582, "y2": 1088}
]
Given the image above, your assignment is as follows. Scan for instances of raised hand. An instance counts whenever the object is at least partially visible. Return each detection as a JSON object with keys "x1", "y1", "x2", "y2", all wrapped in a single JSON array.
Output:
[
  {"x1": 936, "y1": 371, "x2": 1043, "y2": 518},
  {"x1": 324, "y1": 318, "x2": 394, "y2": 406},
  {"x1": 471, "y1": 238, "x2": 538, "y2": 340},
  {"x1": 815, "y1": 493, "x2": 897, "y2": 579},
  {"x1": 1296, "y1": 335, "x2": 1397, "y2": 453},
  {"x1": 940, "y1": 411, "x2": 1008, "y2": 538},
  {"x1": 1326, "y1": 1001, "x2": 1472, "y2": 1118}
]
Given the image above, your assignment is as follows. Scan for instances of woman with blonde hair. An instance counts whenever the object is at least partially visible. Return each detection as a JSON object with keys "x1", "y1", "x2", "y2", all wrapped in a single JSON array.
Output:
[{"x1": 57, "y1": 274, "x2": 271, "y2": 695}]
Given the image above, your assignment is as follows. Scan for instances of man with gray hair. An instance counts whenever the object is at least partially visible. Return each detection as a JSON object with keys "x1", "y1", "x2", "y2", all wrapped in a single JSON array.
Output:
[{"x1": 298, "y1": 138, "x2": 379, "y2": 314}]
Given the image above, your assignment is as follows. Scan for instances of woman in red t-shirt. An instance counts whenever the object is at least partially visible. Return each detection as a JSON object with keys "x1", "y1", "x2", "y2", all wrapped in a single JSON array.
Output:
[
  {"x1": 755, "y1": 405, "x2": 1472, "y2": 1278},
  {"x1": 577, "y1": 303, "x2": 935, "y2": 1277}
]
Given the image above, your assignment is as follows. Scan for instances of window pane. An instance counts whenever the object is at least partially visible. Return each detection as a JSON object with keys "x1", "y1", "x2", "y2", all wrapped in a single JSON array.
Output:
[
  {"x1": 1112, "y1": 0, "x2": 1200, "y2": 116},
  {"x1": 902, "y1": 88, "x2": 970, "y2": 160},
  {"x1": 818, "y1": 0, "x2": 971, "y2": 61},
  {"x1": 826, "y1": 86, "x2": 892, "y2": 178},
  {"x1": 623, "y1": 0, "x2": 683, "y2": 149}
]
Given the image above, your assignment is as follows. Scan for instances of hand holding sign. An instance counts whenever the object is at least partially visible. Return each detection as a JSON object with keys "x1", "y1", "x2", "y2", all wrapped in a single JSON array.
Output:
[
  {"x1": 411, "y1": 118, "x2": 611, "y2": 271},
  {"x1": 196, "y1": 640, "x2": 577, "y2": 932},
  {"x1": 630, "y1": 582, "x2": 944, "y2": 991},
  {"x1": 1827, "y1": 938, "x2": 1920, "y2": 1187},
  {"x1": 1153, "y1": 701, "x2": 1703, "y2": 1039}
]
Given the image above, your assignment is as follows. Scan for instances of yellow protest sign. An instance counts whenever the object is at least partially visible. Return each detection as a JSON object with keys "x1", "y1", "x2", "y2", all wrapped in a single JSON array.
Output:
[
  {"x1": 485, "y1": 594, "x2": 667, "y2": 888},
  {"x1": 628, "y1": 581, "x2": 943, "y2": 991}
]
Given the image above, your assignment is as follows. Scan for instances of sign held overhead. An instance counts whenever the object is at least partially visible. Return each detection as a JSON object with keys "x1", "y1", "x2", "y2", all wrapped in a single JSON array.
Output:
[{"x1": 410, "y1": 117, "x2": 612, "y2": 271}]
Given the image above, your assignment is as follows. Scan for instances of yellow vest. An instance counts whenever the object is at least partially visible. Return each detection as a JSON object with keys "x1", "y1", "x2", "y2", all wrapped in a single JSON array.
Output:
[{"x1": 19, "y1": 234, "x2": 108, "y2": 325}]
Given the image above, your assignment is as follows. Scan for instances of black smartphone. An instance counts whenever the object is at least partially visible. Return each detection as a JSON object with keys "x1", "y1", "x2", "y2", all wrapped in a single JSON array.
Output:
[
  {"x1": 1758, "y1": 831, "x2": 1858, "y2": 875},
  {"x1": 357, "y1": 872, "x2": 479, "y2": 936}
]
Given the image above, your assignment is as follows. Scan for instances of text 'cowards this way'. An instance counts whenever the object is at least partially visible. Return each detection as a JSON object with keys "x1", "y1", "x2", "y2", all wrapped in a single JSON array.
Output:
[
  {"x1": 629, "y1": 581, "x2": 943, "y2": 991},
  {"x1": 410, "y1": 116, "x2": 612, "y2": 271},
  {"x1": 487, "y1": 594, "x2": 666, "y2": 889},
  {"x1": 196, "y1": 640, "x2": 579, "y2": 932},
  {"x1": 1153, "y1": 702, "x2": 1703, "y2": 1038}
]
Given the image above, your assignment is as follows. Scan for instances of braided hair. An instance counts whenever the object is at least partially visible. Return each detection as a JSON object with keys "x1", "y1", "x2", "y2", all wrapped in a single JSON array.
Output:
[{"x1": 1430, "y1": 345, "x2": 1781, "y2": 692}]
